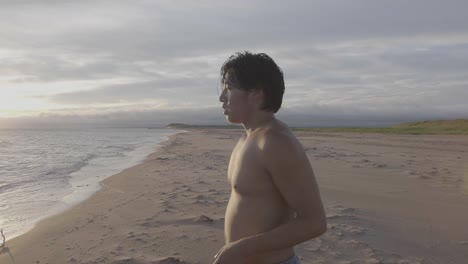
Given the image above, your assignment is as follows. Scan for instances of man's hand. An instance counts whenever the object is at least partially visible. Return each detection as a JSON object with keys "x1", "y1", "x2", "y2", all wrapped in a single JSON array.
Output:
[{"x1": 213, "y1": 240, "x2": 250, "y2": 264}]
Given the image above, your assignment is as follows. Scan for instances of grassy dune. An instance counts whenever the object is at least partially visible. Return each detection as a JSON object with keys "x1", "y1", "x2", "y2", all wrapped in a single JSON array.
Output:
[{"x1": 293, "y1": 119, "x2": 468, "y2": 135}]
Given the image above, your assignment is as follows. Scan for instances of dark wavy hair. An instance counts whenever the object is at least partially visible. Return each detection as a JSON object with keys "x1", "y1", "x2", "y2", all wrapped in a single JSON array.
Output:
[{"x1": 220, "y1": 51, "x2": 285, "y2": 113}]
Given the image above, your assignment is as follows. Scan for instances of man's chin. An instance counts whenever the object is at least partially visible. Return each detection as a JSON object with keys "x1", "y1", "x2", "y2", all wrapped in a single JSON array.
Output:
[{"x1": 225, "y1": 115, "x2": 241, "y2": 124}]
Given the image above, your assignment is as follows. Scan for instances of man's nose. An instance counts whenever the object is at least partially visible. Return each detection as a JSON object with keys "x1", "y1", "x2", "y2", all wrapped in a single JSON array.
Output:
[{"x1": 219, "y1": 90, "x2": 226, "y2": 102}]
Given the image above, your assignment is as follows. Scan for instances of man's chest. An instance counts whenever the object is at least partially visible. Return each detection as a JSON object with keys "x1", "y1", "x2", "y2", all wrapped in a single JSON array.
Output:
[{"x1": 227, "y1": 140, "x2": 273, "y2": 194}]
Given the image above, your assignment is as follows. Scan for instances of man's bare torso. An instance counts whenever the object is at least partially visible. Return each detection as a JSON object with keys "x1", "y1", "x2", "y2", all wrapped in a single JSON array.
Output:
[{"x1": 224, "y1": 124, "x2": 296, "y2": 263}]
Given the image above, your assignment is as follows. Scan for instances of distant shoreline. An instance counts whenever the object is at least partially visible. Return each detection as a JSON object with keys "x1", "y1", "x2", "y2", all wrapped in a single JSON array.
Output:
[{"x1": 167, "y1": 119, "x2": 468, "y2": 135}]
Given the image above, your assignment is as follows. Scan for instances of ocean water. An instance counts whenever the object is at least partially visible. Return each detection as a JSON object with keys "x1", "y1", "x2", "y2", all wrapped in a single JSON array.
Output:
[{"x1": 0, "y1": 128, "x2": 179, "y2": 240}]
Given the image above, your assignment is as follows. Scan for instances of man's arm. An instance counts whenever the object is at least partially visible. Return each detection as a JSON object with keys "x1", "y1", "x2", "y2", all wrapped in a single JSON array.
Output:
[{"x1": 239, "y1": 132, "x2": 327, "y2": 256}]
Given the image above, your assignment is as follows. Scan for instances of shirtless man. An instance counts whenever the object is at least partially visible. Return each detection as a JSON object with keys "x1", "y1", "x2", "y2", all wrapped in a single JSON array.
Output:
[{"x1": 213, "y1": 52, "x2": 327, "y2": 264}]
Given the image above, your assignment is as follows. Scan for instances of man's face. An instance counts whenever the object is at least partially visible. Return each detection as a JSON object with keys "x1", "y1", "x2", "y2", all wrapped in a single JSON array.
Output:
[{"x1": 218, "y1": 73, "x2": 254, "y2": 124}]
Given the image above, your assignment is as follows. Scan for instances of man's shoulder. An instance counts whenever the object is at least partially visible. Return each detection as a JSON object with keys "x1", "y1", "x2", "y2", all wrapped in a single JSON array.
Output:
[
  {"x1": 257, "y1": 124, "x2": 310, "y2": 176},
  {"x1": 257, "y1": 124, "x2": 302, "y2": 155},
  {"x1": 262, "y1": 128, "x2": 292, "y2": 145}
]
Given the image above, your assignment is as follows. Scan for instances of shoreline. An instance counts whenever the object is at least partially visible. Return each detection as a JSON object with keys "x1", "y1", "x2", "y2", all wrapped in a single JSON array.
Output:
[
  {"x1": 2, "y1": 130, "x2": 183, "y2": 243},
  {"x1": 1, "y1": 129, "x2": 468, "y2": 264},
  {"x1": 0, "y1": 131, "x2": 187, "y2": 262}
]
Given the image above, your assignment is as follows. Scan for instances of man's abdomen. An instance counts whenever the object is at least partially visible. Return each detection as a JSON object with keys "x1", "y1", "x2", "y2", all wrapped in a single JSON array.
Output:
[{"x1": 224, "y1": 192, "x2": 295, "y2": 263}]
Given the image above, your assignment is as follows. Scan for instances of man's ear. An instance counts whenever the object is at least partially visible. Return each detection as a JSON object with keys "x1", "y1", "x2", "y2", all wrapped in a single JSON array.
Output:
[{"x1": 252, "y1": 88, "x2": 264, "y2": 107}]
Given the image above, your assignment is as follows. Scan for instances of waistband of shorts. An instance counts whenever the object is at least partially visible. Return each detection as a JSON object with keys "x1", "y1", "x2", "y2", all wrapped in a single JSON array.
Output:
[{"x1": 277, "y1": 255, "x2": 300, "y2": 264}]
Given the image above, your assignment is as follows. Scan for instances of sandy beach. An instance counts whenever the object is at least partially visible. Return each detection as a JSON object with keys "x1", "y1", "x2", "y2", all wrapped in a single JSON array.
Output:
[{"x1": 1, "y1": 129, "x2": 468, "y2": 264}]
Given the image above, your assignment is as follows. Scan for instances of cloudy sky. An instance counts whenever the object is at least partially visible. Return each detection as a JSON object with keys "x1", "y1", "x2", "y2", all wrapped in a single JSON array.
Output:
[{"x1": 1, "y1": 0, "x2": 467, "y2": 128}]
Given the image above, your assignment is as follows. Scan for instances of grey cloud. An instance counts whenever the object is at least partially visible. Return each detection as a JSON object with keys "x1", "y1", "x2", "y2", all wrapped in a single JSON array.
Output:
[
  {"x1": 3, "y1": 1, "x2": 468, "y2": 76},
  {"x1": 1, "y1": 1, "x2": 468, "y2": 128},
  {"x1": 48, "y1": 78, "x2": 219, "y2": 105},
  {"x1": 380, "y1": 43, "x2": 468, "y2": 72},
  {"x1": 0, "y1": 55, "x2": 126, "y2": 82},
  {"x1": 3, "y1": 0, "x2": 468, "y2": 60}
]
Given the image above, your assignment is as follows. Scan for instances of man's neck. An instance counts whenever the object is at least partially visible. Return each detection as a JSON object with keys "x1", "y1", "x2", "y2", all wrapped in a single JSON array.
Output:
[{"x1": 242, "y1": 111, "x2": 276, "y2": 136}]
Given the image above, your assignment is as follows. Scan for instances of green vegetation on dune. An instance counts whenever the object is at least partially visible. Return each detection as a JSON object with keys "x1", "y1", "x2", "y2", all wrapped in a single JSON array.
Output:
[{"x1": 293, "y1": 119, "x2": 468, "y2": 135}]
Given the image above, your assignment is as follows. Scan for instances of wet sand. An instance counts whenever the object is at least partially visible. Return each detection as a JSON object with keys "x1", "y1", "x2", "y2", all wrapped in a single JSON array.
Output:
[{"x1": 1, "y1": 129, "x2": 467, "y2": 264}]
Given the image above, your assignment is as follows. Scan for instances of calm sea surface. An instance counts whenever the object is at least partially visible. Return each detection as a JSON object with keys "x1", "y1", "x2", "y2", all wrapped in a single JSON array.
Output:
[{"x1": 0, "y1": 128, "x2": 179, "y2": 240}]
